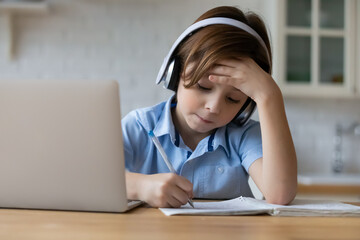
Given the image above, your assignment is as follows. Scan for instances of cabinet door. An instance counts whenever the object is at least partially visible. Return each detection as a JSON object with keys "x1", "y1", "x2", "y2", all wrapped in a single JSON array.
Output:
[
  {"x1": 357, "y1": 1, "x2": 360, "y2": 97},
  {"x1": 278, "y1": 0, "x2": 356, "y2": 97}
]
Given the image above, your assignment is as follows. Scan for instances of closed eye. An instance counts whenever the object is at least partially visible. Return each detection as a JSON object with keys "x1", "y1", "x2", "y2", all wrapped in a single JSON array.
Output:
[
  {"x1": 197, "y1": 83, "x2": 211, "y2": 91},
  {"x1": 227, "y1": 97, "x2": 240, "y2": 104}
]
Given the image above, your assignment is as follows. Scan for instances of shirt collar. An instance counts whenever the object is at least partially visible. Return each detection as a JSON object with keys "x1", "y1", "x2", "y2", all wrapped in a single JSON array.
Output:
[
  {"x1": 211, "y1": 125, "x2": 231, "y2": 158},
  {"x1": 152, "y1": 95, "x2": 177, "y2": 143}
]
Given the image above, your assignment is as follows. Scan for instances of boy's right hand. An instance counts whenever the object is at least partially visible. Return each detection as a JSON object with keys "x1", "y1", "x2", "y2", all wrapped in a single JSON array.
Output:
[{"x1": 137, "y1": 173, "x2": 194, "y2": 208}]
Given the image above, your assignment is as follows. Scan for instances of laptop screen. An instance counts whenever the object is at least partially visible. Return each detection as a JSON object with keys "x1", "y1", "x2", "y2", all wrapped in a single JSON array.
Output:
[{"x1": 0, "y1": 80, "x2": 128, "y2": 212}]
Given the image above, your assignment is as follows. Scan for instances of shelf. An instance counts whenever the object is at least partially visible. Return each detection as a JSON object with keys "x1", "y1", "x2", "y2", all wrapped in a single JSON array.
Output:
[
  {"x1": 286, "y1": 27, "x2": 345, "y2": 37},
  {"x1": 0, "y1": 1, "x2": 49, "y2": 60},
  {"x1": 0, "y1": 1, "x2": 48, "y2": 14}
]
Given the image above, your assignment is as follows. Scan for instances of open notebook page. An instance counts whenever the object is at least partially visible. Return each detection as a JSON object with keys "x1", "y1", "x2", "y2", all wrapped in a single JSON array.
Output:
[
  {"x1": 160, "y1": 197, "x2": 271, "y2": 216},
  {"x1": 159, "y1": 197, "x2": 360, "y2": 216}
]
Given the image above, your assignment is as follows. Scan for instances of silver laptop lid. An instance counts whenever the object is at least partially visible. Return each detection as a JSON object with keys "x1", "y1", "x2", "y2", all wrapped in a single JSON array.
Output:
[{"x1": 0, "y1": 80, "x2": 128, "y2": 212}]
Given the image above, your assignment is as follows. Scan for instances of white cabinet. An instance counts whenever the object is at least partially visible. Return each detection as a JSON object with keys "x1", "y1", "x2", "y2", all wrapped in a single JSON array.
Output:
[
  {"x1": 272, "y1": 0, "x2": 357, "y2": 98},
  {"x1": 357, "y1": 2, "x2": 360, "y2": 97}
]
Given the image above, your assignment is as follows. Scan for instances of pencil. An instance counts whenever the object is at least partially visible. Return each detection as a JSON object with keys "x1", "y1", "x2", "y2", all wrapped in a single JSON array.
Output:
[{"x1": 148, "y1": 130, "x2": 194, "y2": 208}]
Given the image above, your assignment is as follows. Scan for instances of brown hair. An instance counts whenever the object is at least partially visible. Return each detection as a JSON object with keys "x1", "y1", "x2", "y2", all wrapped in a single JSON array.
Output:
[{"x1": 177, "y1": 6, "x2": 272, "y2": 88}]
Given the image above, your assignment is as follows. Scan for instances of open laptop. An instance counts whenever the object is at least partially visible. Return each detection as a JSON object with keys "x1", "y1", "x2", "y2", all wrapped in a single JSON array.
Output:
[{"x1": 0, "y1": 80, "x2": 142, "y2": 212}]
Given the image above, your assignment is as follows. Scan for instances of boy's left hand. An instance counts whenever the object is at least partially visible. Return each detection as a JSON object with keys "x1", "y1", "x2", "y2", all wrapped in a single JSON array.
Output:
[{"x1": 208, "y1": 58, "x2": 281, "y2": 104}]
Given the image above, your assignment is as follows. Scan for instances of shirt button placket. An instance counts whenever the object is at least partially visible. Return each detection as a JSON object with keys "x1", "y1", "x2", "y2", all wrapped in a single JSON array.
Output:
[{"x1": 182, "y1": 157, "x2": 194, "y2": 186}]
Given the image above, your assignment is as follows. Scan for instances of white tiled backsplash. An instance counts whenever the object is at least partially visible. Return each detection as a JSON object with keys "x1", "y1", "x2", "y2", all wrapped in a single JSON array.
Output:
[
  {"x1": 284, "y1": 98, "x2": 360, "y2": 175},
  {"x1": 0, "y1": 0, "x2": 359, "y2": 175}
]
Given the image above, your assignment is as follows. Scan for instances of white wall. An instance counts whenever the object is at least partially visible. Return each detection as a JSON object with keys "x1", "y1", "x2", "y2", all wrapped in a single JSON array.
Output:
[
  {"x1": 0, "y1": 0, "x2": 359, "y2": 175},
  {"x1": 0, "y1": 0, "x2": 264, "y2": 113}
]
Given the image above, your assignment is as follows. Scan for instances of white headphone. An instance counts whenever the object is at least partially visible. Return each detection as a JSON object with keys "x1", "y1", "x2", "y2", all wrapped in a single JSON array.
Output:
[{"x1": 155, "y1": 17, "x2": 270, "y2": 126}]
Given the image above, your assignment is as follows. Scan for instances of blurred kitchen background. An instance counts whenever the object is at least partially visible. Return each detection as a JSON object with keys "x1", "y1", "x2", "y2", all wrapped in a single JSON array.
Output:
[{"x1": 0, "y1": 0, "x2": 359, "y2": 201}]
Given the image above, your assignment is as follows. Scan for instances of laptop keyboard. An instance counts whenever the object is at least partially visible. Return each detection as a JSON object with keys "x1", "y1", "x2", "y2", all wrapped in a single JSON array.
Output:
[{"x1": 127, "y1": 200, "x2": 143, "y2": 210}]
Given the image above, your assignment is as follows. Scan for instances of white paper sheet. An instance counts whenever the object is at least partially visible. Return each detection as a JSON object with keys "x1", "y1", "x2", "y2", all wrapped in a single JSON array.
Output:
[{"x1": 159, "y1": 197, "x2": 360, "y2": 217}]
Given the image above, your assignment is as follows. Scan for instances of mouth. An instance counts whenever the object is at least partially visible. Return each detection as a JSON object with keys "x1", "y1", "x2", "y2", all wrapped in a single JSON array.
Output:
[{"x1": 196, "y1": 114, "x2": 213, "y2": 124}]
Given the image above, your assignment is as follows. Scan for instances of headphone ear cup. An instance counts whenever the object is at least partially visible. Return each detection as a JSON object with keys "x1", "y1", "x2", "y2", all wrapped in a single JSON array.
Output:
[
  {"x1": 166, "y1": 57, "x2": 182, "y2": 91},
  {"x1": 233, "y1": 98, "x2": 256, "y2": 126}
]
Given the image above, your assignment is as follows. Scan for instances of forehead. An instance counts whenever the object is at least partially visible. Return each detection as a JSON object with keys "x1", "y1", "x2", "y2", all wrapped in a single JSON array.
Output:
[{"x1": 196, "y1": 78, "x2": 247, "y2": 97}]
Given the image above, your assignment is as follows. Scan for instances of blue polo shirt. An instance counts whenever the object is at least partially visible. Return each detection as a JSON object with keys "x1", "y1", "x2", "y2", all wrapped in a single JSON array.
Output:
[{"x1": 122, "y1": 96, "x2": 263, "y2": 199}]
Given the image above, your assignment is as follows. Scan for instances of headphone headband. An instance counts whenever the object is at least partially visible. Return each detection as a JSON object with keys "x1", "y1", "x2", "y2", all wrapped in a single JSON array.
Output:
[{"x1": 156, "y1": 17, "x2": 270, "y2": 86}]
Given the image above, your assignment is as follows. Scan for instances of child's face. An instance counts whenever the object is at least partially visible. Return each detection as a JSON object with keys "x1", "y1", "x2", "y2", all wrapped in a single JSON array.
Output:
[{"x1": 174, "y1": 65, "x2": 248, "y2": 136}]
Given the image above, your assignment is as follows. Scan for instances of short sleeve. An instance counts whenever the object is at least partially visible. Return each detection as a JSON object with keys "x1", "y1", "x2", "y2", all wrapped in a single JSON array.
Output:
[
  {"x1": 121, "y1": 110, "x2": 148, "y2": 171},
  {"x1": 239, "y1": 122, "x2": 263, "y2": 172}
]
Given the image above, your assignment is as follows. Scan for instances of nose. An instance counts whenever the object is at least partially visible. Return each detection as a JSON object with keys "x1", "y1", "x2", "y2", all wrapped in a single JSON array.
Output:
[{"x1": 204, "y1": 96, "x2": 222, "y2": 114}]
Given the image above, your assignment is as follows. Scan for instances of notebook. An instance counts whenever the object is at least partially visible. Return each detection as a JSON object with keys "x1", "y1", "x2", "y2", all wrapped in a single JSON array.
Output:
[
  {"x1": 0, "y1": 80, "x2": 142, "y2": 212},
  {"x1": 160, "y1": 196, "x2": 360, "y2": 217}
]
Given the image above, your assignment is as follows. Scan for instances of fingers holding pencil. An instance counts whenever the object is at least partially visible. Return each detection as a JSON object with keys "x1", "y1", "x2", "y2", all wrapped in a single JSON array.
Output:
[
  {"x1": 175, "y1": 175, "x2": 194, "y2": 207},
  {"x1": 141, "y1": 173, "x2": 193, "y2": 208}
]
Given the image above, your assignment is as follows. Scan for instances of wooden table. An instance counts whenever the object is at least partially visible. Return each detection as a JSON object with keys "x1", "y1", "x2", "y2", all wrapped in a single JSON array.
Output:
[{"x1": 1, "y1": 204, "x2": 360, "y2": 240}]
